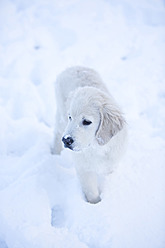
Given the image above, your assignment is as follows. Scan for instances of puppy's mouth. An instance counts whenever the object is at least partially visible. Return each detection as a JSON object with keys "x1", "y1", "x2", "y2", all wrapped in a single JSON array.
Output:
[
  {"x1": 64, "y1": 144, "x2": 81, "y2": 152},
  {"x1": 64, "y1": 143, "x2": 73, "y2": 150}
]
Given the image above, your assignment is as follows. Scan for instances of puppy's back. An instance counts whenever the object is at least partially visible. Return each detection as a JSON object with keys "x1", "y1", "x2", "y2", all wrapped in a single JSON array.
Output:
[{"x1": 55, "y1": 66, "x2": 108, "y2": 100}]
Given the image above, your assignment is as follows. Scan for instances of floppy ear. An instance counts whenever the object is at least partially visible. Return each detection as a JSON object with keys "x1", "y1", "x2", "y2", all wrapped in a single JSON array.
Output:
[{"x1": 96, "y1": 103, "x2": 125, "y2": 145}]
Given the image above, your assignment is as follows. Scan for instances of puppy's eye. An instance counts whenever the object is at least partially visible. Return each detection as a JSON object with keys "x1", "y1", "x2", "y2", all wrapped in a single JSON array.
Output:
[
  {"x1": 69, "y1": 116, "x2": 72, "y2": 121},
  {"x1": 82, "y1": 119, "x2": 92, "y2": 126}
]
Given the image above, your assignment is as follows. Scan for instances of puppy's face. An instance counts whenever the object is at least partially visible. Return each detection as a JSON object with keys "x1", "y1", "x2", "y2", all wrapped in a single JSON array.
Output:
[
  {"x1": 62, "y1": 107, "x2": 100, "y2": 151},
  {"x1": 62, "y1": 87, "x2": 125, "y2": 152}
]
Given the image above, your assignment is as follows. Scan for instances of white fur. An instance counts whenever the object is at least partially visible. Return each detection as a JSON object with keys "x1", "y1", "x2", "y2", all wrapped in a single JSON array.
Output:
[{"x1": 53, "y1": 66, "x2": 127, "y2": 203}]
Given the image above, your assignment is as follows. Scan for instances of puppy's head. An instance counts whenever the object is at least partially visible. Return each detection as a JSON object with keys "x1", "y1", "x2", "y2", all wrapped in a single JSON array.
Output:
[{"x1": 62, "y1": 87, "x2": 125, "y2": 151}]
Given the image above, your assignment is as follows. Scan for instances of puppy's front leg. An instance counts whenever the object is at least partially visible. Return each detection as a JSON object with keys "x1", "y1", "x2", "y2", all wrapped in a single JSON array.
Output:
[
  {"x1": 52, "y1": 111, "x2": 65, "y2": 155},
  {"x1": 77, "y1": 170, "x2": 101, "y2": 204},
  {"x1": 52, "y1": 130, "x2": 63, "y2": 155}
]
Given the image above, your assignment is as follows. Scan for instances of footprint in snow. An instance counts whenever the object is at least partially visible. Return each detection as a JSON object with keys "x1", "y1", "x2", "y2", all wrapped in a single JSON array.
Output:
[{"x1": 51, "y1": 205, "x2": 65, "y2": 228}]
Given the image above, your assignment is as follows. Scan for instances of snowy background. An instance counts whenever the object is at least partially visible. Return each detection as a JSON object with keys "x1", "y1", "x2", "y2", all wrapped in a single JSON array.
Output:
[{"x1": 0, "y1": 0, "x2": 165, "y2": 247}]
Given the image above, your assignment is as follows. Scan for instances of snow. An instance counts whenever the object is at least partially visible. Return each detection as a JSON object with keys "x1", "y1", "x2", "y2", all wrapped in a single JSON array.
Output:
[{"x1": 0, "y1": 0, "x2": 165, "y2": 247}]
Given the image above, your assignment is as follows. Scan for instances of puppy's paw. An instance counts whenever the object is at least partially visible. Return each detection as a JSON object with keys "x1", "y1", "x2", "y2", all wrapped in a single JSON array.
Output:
[{"x1": 85, "y1": 193, "x2": 101, "y2": 204}]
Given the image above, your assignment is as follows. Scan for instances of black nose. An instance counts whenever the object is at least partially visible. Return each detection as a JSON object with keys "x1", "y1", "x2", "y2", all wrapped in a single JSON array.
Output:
[{"x1": 62, "y1": 136, "x2": 74, "y2": 148}]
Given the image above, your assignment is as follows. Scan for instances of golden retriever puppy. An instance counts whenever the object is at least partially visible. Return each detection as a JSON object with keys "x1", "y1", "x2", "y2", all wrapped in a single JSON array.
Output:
[{"x1": 53, "y1": 66, "x2": 127, "y2": 203}]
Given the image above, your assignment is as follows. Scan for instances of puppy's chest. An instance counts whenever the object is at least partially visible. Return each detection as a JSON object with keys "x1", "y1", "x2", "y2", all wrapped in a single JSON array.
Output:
[{"x1": 75, "y1": 149, "x2": 115, "y2": 174}]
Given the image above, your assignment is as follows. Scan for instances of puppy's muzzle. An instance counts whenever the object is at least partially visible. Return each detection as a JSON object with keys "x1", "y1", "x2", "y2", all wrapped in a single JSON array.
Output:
[{"x1": 62, "y1": 136, "x2": 74, "y2": 150}]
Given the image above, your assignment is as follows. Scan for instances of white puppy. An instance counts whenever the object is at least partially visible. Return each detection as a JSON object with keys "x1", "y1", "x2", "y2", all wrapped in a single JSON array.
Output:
[{"x1": 53, "y1": 66, "x2": 127, "y2": 203}]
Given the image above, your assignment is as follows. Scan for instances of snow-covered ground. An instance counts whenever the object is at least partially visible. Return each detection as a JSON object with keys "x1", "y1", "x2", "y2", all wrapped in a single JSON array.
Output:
[{"x1": 0, "y1": 0, "x2": 165, "y2": 247}]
